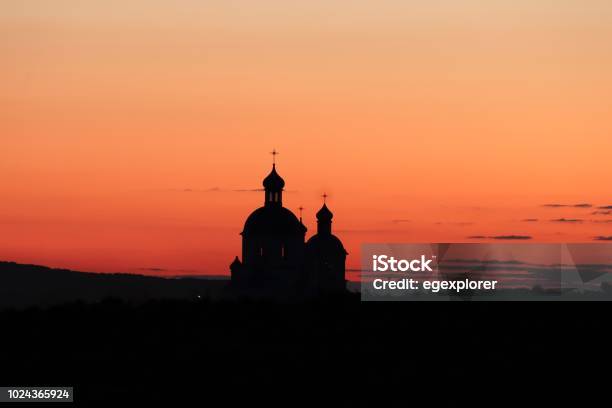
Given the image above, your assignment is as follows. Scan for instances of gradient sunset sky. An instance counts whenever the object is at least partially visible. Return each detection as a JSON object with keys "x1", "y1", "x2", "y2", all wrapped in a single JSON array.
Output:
[{"x1": 1, "y1": 1, "x2": 611, "y2": 276}]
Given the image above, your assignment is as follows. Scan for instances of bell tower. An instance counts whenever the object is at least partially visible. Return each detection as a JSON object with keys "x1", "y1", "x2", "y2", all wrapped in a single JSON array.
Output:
[
  {"x1": 263, "y1": 149, "x2": 284, "y2": 207},
  {"x1": 316, "y1": 193, "x2": 333, "y2": 235}
]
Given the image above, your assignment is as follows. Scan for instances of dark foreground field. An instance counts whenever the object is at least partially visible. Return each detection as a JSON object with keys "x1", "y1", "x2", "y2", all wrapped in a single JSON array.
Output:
[{"x1": 0, "y1": 297, "x2": 608, "y2": 406}]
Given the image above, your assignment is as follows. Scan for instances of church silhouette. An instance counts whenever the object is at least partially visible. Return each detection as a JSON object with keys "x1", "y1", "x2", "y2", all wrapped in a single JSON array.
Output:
[{"x1": 230, "y1": 154, "x2": 347, "y2": 295}]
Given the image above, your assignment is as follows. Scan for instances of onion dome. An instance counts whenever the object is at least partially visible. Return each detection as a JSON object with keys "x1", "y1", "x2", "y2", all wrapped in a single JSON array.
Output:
[
  {"x1": 316, "y1": 203, "x2": 333, "y2": 222},
  {"x1": 263, "y1": 164, "x2": 285, "y2": 191}
]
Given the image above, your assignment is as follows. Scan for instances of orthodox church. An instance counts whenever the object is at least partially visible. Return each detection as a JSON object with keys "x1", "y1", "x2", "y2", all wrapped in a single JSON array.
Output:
[{"x1": 230, "y1": 156, "x2": 347, "y2": 295}]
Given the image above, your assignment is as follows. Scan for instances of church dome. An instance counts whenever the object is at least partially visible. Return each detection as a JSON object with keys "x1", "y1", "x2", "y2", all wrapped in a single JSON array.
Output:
[
  {"x1": 263, "y1": 164, "x2": 285, "y2": 190},
  {"x1": 305, "y1": 233, "x2": 347, "y2": 255},
  {"x1": 316, "y1": 203, "x2": 333, "y2": 221},
  {"x1": 243, "y1": 206, "x2": 306, "y2": 235}
]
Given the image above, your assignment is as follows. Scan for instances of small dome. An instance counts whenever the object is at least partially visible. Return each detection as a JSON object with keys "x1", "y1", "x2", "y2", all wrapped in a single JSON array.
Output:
[
  {"x1": 263, "y1": 164, "x2": 285, "y2": 190},
  {"x1": 316, "y1": 204, "x2": 333, "y2": 221},
  {"x1": 243, "y1": 206, "x2": 306, "y2": 235},
  {"x1": 306, "y1": 234, "x2": 347, "y2": 255}
]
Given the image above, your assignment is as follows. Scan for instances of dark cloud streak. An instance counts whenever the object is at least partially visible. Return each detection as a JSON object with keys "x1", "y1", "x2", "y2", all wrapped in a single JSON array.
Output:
[
  {"x1": 468, "y1": 235, "x2": 532, "y2": 240},
  {"x1": 551, "y1": 218, "x2": 583, "y2": 223},
  {"x1": 542, "y1": 203, "x2": 593, "y2": 208},
  {"x1": 390, "y1": 219, "x2": 411, "y2": 224},
  {"x1": 170, "y1": 187, "x2": 299, "y2": 193}
]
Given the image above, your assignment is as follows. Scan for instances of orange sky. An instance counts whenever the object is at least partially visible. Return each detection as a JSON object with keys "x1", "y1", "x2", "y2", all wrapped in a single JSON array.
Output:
[{"x1": 1, "y1": 1, "x2": 611, "y2": 276}]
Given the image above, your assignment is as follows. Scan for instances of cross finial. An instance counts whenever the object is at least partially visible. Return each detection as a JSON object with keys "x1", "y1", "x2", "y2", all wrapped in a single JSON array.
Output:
[
  {"x1": 322, "y1": 193, "x2": 328, "y2": 204},
  {"x1": 270, "y1": 148, "x2": 279, "y2": 165},
  {"x1": 298, "y1": 206, "x2": 304, "y2": 222}
]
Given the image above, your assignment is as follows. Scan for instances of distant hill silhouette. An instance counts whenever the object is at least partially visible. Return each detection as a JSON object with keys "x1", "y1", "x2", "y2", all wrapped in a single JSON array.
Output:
[
  {"x1": 1, "y1": 265, "x2": 609, "y2": 405},
  {"x1": 0, "y1": 262, "x2": 228, "y2": 309}
]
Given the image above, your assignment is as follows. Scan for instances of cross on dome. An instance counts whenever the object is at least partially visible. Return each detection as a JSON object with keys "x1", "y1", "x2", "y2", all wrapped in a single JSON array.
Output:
[{"x1": 270, "y1": 149, "x2": 279, "y2": 165}]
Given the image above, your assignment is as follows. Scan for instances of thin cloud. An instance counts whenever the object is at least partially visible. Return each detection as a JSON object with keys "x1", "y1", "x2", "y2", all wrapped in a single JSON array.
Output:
[
  {"x1": 551, "y1": 218, "x2": 583, "y2": 223},
  {"x1": 597, "y1": 205, "x2": 612, "y2": 210},
  {"x1": 542, "y1": 203, "x2": 592, "y2": 208},
  {"x1": 592, "y1": 210, "x2": 612, "y2": 215},
  {"x1": 594, "y1": 236, "x2": 612, "y2": 241},
  {"x1": 391, "y1": 219, "x2": 411, "y2": 224},
  {"x1": 468, "y1": 235, "x2": 532, "y2": 240},
  {"x1": 170, "y1": 187, "x2": 278, "y2": 193},
  {"x1": 491, "y1": 235, "x2": 532, "y2": 240},
  {"x1": 521, "y1": 218, "x2": 539, "y2": 222},
  {"x1": 436, "y1": 221, "x2": 475, "y2": 226}
]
